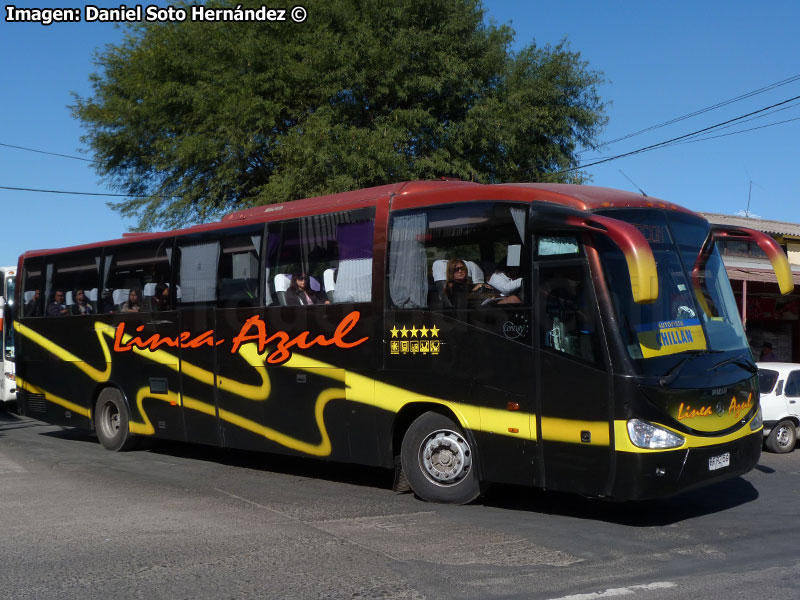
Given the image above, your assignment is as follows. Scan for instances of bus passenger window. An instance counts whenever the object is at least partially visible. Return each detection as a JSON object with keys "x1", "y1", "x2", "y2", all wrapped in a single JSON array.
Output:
[
  {"x1": 267, "y1": 209, "x2": 375, "y2": 307},
  {"x1": 217, "y1": 228, "x2": 262, "y2": 308},
  {"x1": 539, "y1": 264, "x2": 600, "y2": 364},
  {"x1": 388, "y1": 203, "x2": 529, "y2": 314},
  {"x1": 104, "y1": 240, "x2": 173, "y2": 313},
  {"x1": 44, "y1": 251, "x2": 101, "y2": 317},
  {"x1": 21, "y1": 260, "x2": 43, "y2": 318}
]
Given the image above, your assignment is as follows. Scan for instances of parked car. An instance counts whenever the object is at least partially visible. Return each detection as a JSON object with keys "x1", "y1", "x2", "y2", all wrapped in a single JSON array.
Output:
[{"x1": 757, "y1": 362, "x2": 800, "y2": 453}]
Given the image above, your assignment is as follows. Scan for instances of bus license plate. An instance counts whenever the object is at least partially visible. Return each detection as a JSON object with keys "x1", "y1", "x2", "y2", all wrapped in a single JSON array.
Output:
[{"x1": 708, "y1": 452, "x2": 730, "y2": 471}]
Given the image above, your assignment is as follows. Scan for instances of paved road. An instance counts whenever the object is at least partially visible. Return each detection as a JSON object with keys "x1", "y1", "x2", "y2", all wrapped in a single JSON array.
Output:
[{"x1": 1, "y1": 411, "x2": 798, "y2": 599}]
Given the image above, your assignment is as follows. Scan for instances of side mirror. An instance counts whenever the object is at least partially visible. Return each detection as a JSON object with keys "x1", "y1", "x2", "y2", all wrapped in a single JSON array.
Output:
[{"x1": 711, "y1": 225, "x2": 794, "y2": 295}]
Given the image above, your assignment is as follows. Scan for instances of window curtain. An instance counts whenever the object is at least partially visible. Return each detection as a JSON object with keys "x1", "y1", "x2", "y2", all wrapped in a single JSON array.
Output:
[
  {"x1": 334, "y1": 221, "x2": 373, "y2": 303},
  {"x1": 179, "y1": 242, "x2": 220, "y2": 303},
  {"x1": 389, "y1": 213, "x2": 428, "y2": 308}
]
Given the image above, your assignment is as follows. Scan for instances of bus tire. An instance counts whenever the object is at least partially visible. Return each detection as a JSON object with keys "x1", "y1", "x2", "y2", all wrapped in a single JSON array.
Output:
[
  {"x1": 765, "y1": 419, "x2": 796, "y2": 454},
  {"x1": 95, "y1": 388, "x2": 138, "y2": 452},
  {"x1": 400, "y1": 412, "x2": 480, "y2": 504}
]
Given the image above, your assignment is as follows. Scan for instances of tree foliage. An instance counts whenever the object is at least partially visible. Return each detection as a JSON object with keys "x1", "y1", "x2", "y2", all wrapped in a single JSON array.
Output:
[{"x1": 73, "y1": 0, "x2": 607, "y2": 230}]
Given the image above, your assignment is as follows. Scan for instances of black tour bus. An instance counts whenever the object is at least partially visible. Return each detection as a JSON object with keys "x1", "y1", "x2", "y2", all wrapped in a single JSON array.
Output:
[{"x1": 13, "y1": 181, "x2": 794, "y2": 503}]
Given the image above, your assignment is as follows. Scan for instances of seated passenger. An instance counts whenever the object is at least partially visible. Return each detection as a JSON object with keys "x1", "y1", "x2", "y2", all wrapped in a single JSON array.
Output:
[
  {"x1": 25, "y1": 289, "x2": 41, "y2": 317},
  {"x1": 285, "y1": 273, "x2": 327, "y2": 306},
  {"x1": 151, "y1": 283, "x2": 169, "y2": 311},
  {"x1": 443, "y1": 259, "x2": 487, "y2": 308},
  {"x1": 46, "y1": 290, "x2": 69, "y2": 316},
  {"x1": 487, "y1": 263, "x2": 523, "y2": 305},
  {"x1": 100, "y1": 288, "x2": 116, "y2": 314},
  {"x1": 73, "y1": 288, "x2": 94, "y2": 315},
  {"x1": 121, "y1": 289, "x2": 142, "y2": 313}
]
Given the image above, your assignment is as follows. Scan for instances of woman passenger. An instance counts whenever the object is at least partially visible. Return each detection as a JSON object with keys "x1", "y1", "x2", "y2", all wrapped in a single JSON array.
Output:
[
  {"x1": 121, "y1": 289, "x2": 142, "y2": 313},
  {"x1": 285, "y1": 274, "x2": 317, "y2": 306},
  {"x1": 444, "y1": 259, "x2": 483, "y2": 308}
]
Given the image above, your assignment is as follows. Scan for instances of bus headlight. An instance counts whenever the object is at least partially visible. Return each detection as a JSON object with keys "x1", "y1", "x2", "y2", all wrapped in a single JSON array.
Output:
[
  {"x1": 627, "y1": 419, "x2": 684, "y2": 449},
  {"x1": 750, "y1": 407, "x2": 763, "y2": 431}
]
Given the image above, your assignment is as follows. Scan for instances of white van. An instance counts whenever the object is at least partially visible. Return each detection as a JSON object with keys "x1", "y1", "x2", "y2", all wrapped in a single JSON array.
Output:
[{"x1": 757, "y1": 362, "x2": 800, "y2": 453}]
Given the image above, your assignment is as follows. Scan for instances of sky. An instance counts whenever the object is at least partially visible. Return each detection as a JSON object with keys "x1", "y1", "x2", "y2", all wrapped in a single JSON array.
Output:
[{"x1": 1, "y1": 1, "x2": 799, "y2": 267}]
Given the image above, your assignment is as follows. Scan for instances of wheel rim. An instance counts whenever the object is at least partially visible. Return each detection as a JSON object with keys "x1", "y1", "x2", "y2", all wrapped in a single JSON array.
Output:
[
  {"x1": 776, "y1": 425, "x2": 793, "y2": 448},
  {"x1": 99, "y1": 402, "x2": 121, "y2": 439},
  {"x1": 418, "y1": 429, "x2": 472, "y2": 486}
]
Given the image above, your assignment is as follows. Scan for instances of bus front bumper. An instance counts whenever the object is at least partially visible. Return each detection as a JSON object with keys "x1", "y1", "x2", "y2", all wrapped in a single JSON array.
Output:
[{"x1": 610, "y1": 430, "x2": 762, "y2": 501}]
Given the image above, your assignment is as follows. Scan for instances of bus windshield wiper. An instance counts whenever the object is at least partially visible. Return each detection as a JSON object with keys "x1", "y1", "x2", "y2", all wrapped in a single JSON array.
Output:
[
  {"x1": 658, "y1": 350, "x2": 711, "y2": 387},
  {"x1": 706, "y1": 353, "x2": 757, "y2": 374}
]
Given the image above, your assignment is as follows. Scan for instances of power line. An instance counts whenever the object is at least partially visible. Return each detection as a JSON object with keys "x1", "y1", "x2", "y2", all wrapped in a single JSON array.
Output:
[
  {"x1": 670, "y1": 115, "x2": 800, "y2": 146},
  {"x1": 0, "y1": 185, "x2": 181, "y2": 199},
  {"x1": 584, "y1": 99, "x2": 800, "y2": 161},
  {"x1": 601, "y1": 73, "x2": 800, "y2": 146},
  {"x1": 564, "y1": 94, "x2": 800, "y2": 173},
  {"x1": 0, "y1": 142, "x2": 95, "y2": 163},
  {"x1": 0, "y1": 185, "x2": 131, "y2": 197},
  {"x1": 675, "y1": 99, "x2": 800, "y2": 139}
]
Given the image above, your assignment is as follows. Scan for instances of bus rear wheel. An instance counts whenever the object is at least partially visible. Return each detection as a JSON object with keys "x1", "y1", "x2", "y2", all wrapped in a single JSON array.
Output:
[
  {"x1": 401, "y1": 412, "x2": 480, "y2": 504},
  {"x1": 95, "y1": 388, "x2": 138, "y2": 452},
  {"x1": 765, "y1": 420, "x2": 796, "y2": 454}
]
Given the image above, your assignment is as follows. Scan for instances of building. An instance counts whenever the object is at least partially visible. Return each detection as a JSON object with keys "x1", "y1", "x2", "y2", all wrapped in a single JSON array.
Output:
[{"x1": 703, "y1": 213, "x2": 800, "y2": 363}]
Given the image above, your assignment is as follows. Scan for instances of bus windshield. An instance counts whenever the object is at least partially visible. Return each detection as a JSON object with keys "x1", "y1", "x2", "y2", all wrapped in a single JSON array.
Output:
[{"x1": 595, "y1": 209, "x2": 748, "y2": 375}]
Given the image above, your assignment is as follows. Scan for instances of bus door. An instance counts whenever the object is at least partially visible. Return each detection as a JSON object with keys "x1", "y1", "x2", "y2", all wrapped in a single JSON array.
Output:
[
  {"x1": 0, "y1": 296, "x2": 14, "y2": 403},
  {"x1": 0, "y1": 270, "x2": 15, "y2": 404},
  {"x1": 534, "y1": 236, "x2": 612, "y2": 496},
  {"x1": 103, "y1": 242, "x2": 184, "y2": 442},
  {"x1": 176, "y1": 238, "x2": 224, "y2": 446},
  {"x1": 212, "y1": 226, "x2": 271, "y2": 453},
  {"x1": 247, "y1": 212, "x2": 380, "y2": 463}
]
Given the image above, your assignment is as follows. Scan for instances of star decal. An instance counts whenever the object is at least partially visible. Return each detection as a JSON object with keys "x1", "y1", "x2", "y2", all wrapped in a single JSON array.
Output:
[
  {"x1": 429, "y1": 325, "x2": 439, "y2": 337},
  {"x1": 390, "y1": 326, "x2": 399, "y2": 338},
  {"x1": 400, "y1": 326, "x2": 409, "y2": 338},
  {"x1": 420, "y1": 325, "x2": 429, "y2": 337},
  {"x1": 410, "y1": 326, "x2": 418, "y2": 338}
]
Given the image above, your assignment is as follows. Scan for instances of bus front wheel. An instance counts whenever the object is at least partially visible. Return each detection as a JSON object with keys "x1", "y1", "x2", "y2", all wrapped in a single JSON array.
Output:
[
  {"x1": 401, "y1": 412, "x2": 480, "y2": 504},
  {"x1": 95, "y1": 388, "x2": 138, "y2": 452}
]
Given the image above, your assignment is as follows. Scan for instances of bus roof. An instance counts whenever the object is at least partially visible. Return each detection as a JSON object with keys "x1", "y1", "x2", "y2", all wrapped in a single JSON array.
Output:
[{"x1": 19, "y1": 181, "x2": 698, "y2": 259}]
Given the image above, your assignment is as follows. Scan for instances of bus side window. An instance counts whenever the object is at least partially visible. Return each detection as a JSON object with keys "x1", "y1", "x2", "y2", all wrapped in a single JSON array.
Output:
[
  {"x1": 267, "y1": 209, "x2": 375, "y2": 307},
  {"x1": 388, "y1": 203, "x2": 529, "y2": 315},
  {"x1": 47, "y1": 250, "x2": 101, "y2": 316},
  {"x1": 21, "y1": 259, "x2": 43, "y2": 318},
  {"x1": 104, "y1": 239, "x2": 173, "y2": 313},
  {"x1": 217, "y1": 226, "x2": 263, "y2": 309}
]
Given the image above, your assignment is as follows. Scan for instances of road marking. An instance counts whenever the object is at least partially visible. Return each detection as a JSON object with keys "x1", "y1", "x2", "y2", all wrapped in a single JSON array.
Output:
[{"x1": 549, "y1": 582, "x2": 677, "y2": 600}]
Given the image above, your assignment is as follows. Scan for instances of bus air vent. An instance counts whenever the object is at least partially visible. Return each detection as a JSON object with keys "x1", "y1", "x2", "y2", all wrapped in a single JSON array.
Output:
[{"x1": 25, "y1": 393, "x2": 47, "y2": 414}]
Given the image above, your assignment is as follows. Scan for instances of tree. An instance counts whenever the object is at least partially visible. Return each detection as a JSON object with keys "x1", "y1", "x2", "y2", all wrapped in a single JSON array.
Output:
[{"x1": 73, "y1": 0, "x2": 607, "y2": 230}]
